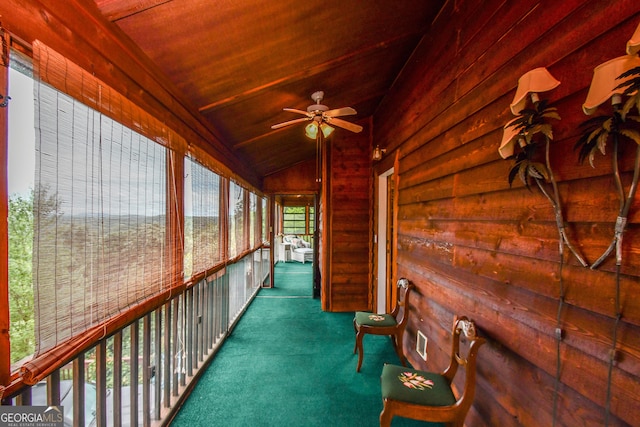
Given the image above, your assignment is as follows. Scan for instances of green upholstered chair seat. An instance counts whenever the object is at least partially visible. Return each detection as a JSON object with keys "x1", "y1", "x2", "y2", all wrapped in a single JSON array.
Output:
[
  {"x1": 353, "y1": 279, "x2": 413, "y2": 372},
  {"x1": 354, "y1": 311, "x2": 397, "y2": 327},
  {"x1": 381, "y1": 364, "x2": 456, "y2": 407}
]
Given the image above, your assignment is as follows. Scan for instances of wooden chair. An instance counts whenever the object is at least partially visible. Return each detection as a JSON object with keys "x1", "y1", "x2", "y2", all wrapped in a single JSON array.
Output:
[
  {"x1": 379, "y1": 315, "x2": 485, "y2": 427},
  {"x1": 353, "y1": 278, "x2": 413, "y2": 372}
]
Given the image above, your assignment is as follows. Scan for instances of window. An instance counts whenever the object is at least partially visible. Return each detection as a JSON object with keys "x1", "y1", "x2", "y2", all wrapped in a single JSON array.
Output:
[
  {"x1": 8, "y1": 52, "x2": 36, "y2": 365},
  {"x1": 25, "y1": 41, "x2": 183, "y2": 365},
  {"x1": 184, "y1": 158, "x2": 222, "y2": 278},
  {"x1": 283, "y1": 205, "x2": 314, "y2": 235},
  {"x1": 249, "y1": 192, "x2": 257, "y2": 249},
  {"x1": 33, "y1": 69, "x2": 168, "y2": 356},
  {"x1": 261, "y1": 197, "x2": 268, "y2": 244},
  {"x1": 228, "y1": 181, "x2": 246, "y2": 257}
]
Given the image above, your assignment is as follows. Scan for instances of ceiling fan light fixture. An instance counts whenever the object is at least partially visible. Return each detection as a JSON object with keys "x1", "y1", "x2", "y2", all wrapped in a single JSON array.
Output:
[
  {"x1": 305, "y1": 122, "x2": 318, "y2": 139},
  {"x1": 305, "y1": 121, "x2": 334, "y2": 139},
  {"x1": 274, "y1": 91, "x2": 359, "y2": 138},
  {"x1": 320, "y1": 123, "x2": 334, "y2": 138}
]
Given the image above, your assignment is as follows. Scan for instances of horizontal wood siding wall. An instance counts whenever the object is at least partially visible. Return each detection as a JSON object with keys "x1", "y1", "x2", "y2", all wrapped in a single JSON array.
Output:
[
  {"x1": 374, "y1": 1, "x2": 640, "y2": 426},
  {"x1": 326, "y1": 127, "x2": 372, "y2": 311}
]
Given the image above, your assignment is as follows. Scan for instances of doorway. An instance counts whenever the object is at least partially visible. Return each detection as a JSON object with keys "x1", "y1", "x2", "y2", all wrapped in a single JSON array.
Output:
[
  {"x1": 273, "y1": 194, "x2": 317, "y2": 296},
  {"x1": 376, "y1": 168, "x2": 394, "y2": 313}
]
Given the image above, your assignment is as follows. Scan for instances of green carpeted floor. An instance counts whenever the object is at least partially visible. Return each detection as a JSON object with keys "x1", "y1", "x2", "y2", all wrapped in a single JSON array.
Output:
[{"x1": 171, "y1": 262, "x2": 439, "y2": 426}]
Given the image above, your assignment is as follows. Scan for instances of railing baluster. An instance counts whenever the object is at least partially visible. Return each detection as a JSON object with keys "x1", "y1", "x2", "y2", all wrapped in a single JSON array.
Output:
[
  {"x1": 163, "y1": 302, "x2": 171, "y2": 408},
  {"x1": 96, "y1": 341, "x2": 107, "y2": 427},
  {"x1": 72, "y1": 354, "x2": 85, "y2": 427},
  {"x1": 214, "y1": 275, "x2": 220, "y2": 342},
  {"x1": 203, "y1": 278, "x2": 210, "y2": 352},
  {"x1": 113, "y1": 331, "x2": 123, "y2": 427},
  {"x1": 130, "y1": 321, "x2": 139, "y2": 427},
  {"x1": 180, "y1": 292, "x2": 187, "y2": 387},
  {"x1": 194, "y1": 284, "x2": 200, "y2": 368},
  {"x1": 154, "y1": 308, "x2": 162, "y2": 420},
  {"x1": 47, "y1": 369, "x2": 60, "y2": 406},
  {"x1": 172, "y1": 297, "x2": 180, "y2": 396},
  {"x1": 17, "y1": 384, "x2": 31, "y2": 406},
  {"x1": 225, "y1": 272, "x2": 230, "y2": 333},
  {"x1": 143, "y1": 314, "x2": 151, "y2": 427},
  {"x1": 207, "y1": 279, "x2": 216, "y2": 349},
  {"x1": 198, "y1": 281, "x2": 204, "y2": 363},
  {"x1": 187, "y1": 286, "x2": 194, "y2": 377}
]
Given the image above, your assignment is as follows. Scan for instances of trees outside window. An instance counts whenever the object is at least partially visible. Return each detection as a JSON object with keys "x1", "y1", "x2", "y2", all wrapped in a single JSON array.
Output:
[{"x1": 283, "y1": 206, "x2": 314, "y2": 236}]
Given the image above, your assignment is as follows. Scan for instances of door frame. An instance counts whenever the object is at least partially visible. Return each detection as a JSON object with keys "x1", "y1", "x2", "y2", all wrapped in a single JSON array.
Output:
[{"x1": 375, "y1": 167, "x2": 394, "y2": 313}]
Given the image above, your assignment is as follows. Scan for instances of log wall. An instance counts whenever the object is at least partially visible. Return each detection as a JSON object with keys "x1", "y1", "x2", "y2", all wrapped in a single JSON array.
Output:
[
  {"x1": 323, "y1": 124, "x2": 373, "y2": 311},
  {"x1": 374, "y1": 1, "x2": 640, "y2": 426}
]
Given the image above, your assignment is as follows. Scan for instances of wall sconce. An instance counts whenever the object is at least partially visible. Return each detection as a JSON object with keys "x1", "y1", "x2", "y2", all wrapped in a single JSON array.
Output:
[
  {"x1": 509, "y1": 67, "x2": 560, "y2": 115},
  {"x1": 498, "y1": 123, "x2": 522, "y2": 159},
  {"x1": 500, "y1": 67, "x2": 560, "y2": 158},
  {"x1": 305, "y1": 121, "x2": 334, "y2": 139},
  {"x1": 582, "y1": 55, "x2": 640, "y2": 114},
  {"x1": 372, "y1": 145, "x2": 386, "y2": 161}
]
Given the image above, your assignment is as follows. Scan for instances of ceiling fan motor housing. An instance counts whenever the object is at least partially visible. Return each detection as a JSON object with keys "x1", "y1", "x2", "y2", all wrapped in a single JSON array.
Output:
[
  {"x1": 307, "y1": 104, "x2": 329, "y2": 113},
  {"x1": 307, "y1": 91, "x2": 329, "y2": 113}
]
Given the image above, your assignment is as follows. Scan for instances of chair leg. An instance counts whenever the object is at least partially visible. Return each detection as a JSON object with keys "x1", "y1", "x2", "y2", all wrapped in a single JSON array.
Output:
[
  {"x1": 379, "y1": 402, "x2": 393, "y2": 427},
  {"x1": 355, "y1": 330, "x2": 365, "y2": 372},
  {"x1": 353, "y1": 320, "x2": 358, "y2": 354},
  {"x1": 393, "y1": 333, "x2": 406, "y2": 366}
]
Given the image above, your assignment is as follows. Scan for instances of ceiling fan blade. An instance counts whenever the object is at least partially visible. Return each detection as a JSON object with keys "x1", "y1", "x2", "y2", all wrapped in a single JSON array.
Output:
[
  {"x1": 283, "y1": 108, "x2": 313, "y2": 117},
  {"x1": 271, "y1": 117, "x2": 312, "y2": 130},
  {"x1": 326, "y1": 117, "x2": 363, "y2": 133},
  {"x1": 323, "y1": 107, "x2": 357, "y2": 118}
]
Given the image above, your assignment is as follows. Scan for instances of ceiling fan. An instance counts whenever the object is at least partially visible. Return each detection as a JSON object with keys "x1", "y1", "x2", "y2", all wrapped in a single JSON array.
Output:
[{"x1": 271, "y1": 91, "x2": 363, "y2": 138}]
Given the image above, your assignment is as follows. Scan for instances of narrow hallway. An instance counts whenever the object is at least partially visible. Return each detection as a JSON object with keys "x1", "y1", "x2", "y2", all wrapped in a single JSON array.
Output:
[{"x1": 171, "y1": 263, "x2": 436, "y2": 426}]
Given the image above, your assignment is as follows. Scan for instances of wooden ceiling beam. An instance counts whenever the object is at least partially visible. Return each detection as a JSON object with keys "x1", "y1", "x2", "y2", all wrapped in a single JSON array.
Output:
[
  {"x1": 94, "y1": 0, "x2": 172, "y2": 22},
  {"x1": 197, "y1": 33, "x2": 422, "y2": 114}
]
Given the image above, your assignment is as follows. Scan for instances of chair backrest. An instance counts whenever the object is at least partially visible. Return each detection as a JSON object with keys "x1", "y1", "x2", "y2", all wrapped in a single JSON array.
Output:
[
  {"x1": 391, "y1": 278, "x2": 413, "y2": 326},
  {"x1": 442, "y1": 316, "x2": 485, "y2": 413}
]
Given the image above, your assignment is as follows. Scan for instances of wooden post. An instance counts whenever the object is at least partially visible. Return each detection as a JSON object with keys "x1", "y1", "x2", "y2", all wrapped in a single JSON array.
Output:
[{"x1": 0, "y1": 21, "x2": 11, "y2": 387}]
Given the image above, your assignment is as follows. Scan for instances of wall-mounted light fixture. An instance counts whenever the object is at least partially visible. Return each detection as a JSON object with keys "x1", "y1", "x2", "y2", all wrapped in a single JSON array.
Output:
[
  {"x1": 372, "y1": 145, "x2": 386, "y2": 161},
  {"x1": 582, "y1": 55, "x2": 640, "y2": 114},
  {"x1": 498, "y1": 123, "x2": 522, "y2": 159},
  {"x1": 499, "y1": 67, "x2": 560, "y2": 158},
  {"x1": 509, "y1": 67, "x2": 560, "y2": 115}
]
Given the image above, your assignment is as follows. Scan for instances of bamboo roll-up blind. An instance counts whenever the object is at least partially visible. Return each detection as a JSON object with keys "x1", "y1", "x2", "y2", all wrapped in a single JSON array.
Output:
[
  {"x1": 228, "y1": 181, "x2": 246, "y2": 258},
  {"x1": 30, "y1": 41, "x2": 183, "y2": 359},
  {"x1": 33, "y1": 41, "x2": 187, "y2": 154},
  {"x1": 249, "y1": 192, "x2": 257, "y2": 249},
  {"x1": 184, "y1": 157, "x2": 223, "y2": 278}
]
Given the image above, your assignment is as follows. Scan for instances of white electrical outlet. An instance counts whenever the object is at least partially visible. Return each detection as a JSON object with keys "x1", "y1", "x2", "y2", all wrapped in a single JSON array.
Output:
[{"x1": 416, "y1": 330, "x2": 428, "y2": 361}]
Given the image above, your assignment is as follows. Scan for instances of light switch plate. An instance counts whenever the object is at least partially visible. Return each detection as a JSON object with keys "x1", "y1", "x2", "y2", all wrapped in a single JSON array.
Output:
[{"x1": 416, "y1": 330, "x2": 428, "y2": 361}]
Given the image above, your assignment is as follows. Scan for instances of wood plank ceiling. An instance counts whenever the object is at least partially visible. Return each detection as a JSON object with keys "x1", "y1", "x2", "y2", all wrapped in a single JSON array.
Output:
[{"x1": 92, "y1": 0, "x2": 445, "y2": 182}]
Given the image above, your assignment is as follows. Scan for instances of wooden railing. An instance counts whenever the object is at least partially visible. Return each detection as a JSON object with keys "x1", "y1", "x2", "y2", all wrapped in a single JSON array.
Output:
[{"x1": 3, "y1": 247, "x2": 270, "y2": 426}]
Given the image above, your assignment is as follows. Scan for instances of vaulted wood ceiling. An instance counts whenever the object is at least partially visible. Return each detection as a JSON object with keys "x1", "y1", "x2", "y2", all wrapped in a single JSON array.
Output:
[{"x1": 92, "y1": 0, "x2": 445, "y2": 181}]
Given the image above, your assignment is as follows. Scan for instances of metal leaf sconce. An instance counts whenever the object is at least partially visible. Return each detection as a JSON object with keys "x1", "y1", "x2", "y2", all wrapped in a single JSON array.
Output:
[
  {"x1": 577, "y1": 54, "x2": 640, "y2": 269},
  {"x1": 500, "y1": 67, "x2": 587, "y2": 267},
  {"x1": 574, "y1": 23, "x2": 640, "y2": 427}
]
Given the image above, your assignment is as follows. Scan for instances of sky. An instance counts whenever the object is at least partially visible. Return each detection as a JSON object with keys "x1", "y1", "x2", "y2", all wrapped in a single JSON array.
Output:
[{"x1": 8, "y1": 66, "x2": 36, "y2": 198}]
